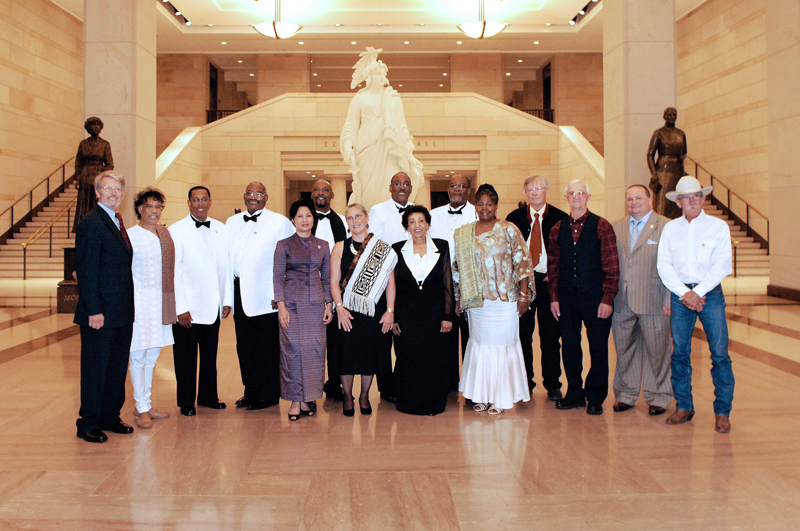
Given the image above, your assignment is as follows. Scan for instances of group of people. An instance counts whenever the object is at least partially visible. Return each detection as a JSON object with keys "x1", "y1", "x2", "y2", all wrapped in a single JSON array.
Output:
[{"x1": 73, "y1": 166, "x2": 735, "y2": 443}]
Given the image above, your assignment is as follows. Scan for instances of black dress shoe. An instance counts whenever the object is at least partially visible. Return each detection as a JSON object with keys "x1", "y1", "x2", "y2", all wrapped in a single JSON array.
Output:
[
  {"x1": 587, "y1": 403, "x2": 604, "y2": 415},
  {"x1": 198, "y1": 400, "x2": 227, "y2": 409},
  {"x1": 547, "y1": 389, "x2": 563, "y2": 401},
  {"x1": 613, "y1": 402, "x2": 633, "y2": 412},
  {"x1": 77, "y1": 429, "x2": 108, "y2": 443},
  {"x1": 235, "y1": 396, "x2": 250, "y2": 408},
  {"x1": 180, "y1": 407, "x2": 196, "y2": 416},
  {"x1": 556, "y1": 398, "x2": 585, "y2": 410},
  {"x1": 246, "y1": 398, "x2": 279, "y2": 411},
  {"x1": 649, "y1": 405, "x2": 666, "y2": 416},
  {"x1": 103, "y1": 422, "x2": 134, "y2": 434}
]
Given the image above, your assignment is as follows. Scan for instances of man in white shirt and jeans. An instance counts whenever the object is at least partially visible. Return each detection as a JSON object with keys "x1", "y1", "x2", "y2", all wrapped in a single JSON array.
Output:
[{"x1": 657, "y1": 176, "x2": 733, "y2": 433}]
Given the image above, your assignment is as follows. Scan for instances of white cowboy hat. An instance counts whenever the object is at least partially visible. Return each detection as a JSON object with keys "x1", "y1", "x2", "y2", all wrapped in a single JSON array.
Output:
[{"x1": 665, "y1": 175, "x2": 713, "y2": 202}]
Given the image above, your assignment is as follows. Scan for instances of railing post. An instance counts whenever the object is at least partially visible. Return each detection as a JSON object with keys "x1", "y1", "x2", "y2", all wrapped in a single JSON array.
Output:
[
  {"x1": 10, "y1": 205, "x2": 13, "y2": 228},
  {"x1": 733, "y1": 244, "x2": 737, "y2": 278},
  {"x1": 67, "y1": 208, "x2": 71, "y2": 237},
  {"x1": 49, "y1": 224, "x2": 53, "y2": 257},
  {"x1": 22, "y1": 246, "x2": 27, "y2": 281},
  {"x1": 29, "y1": 191, "x2": 33, "y2": 211}
]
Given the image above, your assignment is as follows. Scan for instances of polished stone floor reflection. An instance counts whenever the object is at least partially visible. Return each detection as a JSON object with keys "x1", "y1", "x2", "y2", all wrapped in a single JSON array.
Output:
[{"x1": 0, "y1": 277, "x2": 798, "y2": 530}]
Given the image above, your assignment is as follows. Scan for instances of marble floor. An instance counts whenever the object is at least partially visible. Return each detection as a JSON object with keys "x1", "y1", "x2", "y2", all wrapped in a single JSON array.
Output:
[{"x1": 0, "y1": 277, "x2": 798, "y2": 530}]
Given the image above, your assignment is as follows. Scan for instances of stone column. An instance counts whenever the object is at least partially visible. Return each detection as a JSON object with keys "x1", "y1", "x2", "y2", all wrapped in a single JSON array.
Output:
[
  {"x1": 330, "y1": 176, "x2": 349, "y2": 214},
  {"x1": 766, "y1": 1, "x2": 800, "y2": 299},
  {"x1": 603, "y1": 0, "x2": 676, "y2": 221},
  {"x1": 84, "y1": 0, "x2": 157, "y2": 225}
]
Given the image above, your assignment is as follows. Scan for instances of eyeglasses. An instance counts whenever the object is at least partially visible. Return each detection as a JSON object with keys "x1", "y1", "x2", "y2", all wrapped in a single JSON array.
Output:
[
  {"x1": 677, "y1": 192, "x2": 704, "y2": 201},
  {"x1": 100, "y1": 186, "x2": 123, "y2": 193},
  {"x1": 244, "y1": 191, "x2": 265, "y2": 199},
  {"x1": 143, "y1": 204, "x2": 164, "y2": 210},
  {"x1": 449, "y1": 184, "x2": 468, "y2": 190},
  {"x1": 567, "y1": 191, "x2": 587, "y2": 198},
  {"x1": 190, "y1": 197, "x2": 209, "y2": 203},
  {"x1": 526, "y1": 187, "x2": 545, "y2": 193}
]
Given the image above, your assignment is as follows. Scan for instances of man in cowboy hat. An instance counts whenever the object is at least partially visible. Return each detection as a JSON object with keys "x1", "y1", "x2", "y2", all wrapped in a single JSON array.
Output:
[{"x1": 657, "y1": 175, "x2": 734, "y2": 433}]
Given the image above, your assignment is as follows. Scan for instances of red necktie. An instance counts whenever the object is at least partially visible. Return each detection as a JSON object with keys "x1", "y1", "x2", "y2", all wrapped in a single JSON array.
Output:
[
  {"x1": 115, "y1": 212, "x2": 132, "y2": 254},
  {"x1": 530, "y1": 212, "x2": 542, "y2": 262}
]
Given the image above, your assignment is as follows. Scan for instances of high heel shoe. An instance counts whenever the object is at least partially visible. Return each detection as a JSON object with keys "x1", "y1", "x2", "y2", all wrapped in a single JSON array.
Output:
[
  {"x1": 360, "y1": 399, "x2": 372, "y2": 416},
  {"x1": 288, "y1": 412, "x2": 300, "y2": 421},
  {"x1": 343, "y1": 405, "x2": 355, "y2": 417}
]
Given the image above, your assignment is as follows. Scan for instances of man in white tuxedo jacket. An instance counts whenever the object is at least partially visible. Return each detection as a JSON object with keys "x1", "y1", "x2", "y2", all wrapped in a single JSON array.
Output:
[
  {"x1": 227, "y1": 182, "x2": 295, "y2": 410},
  {"x1": 170, "y1": 186, "x2": 232, "y2": 416},
  {"x1": 366, "y1": 171, "x2": 414, "y2": 402}
]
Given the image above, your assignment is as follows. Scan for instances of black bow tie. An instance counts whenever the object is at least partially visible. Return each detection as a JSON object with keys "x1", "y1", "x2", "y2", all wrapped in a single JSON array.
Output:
[
  {"x1": 397, "y1": 206, "x2": 407, "y2": 214},
  {"x1": 448, "y1": 208, "x2": 463, "y2": 215},
  {"x1": 244, "y1": 213, "x2": 260, "y2": 223},
  {"x1": 195, "y1": 220, "x2": 210, "y2": 228},
  {"x1": 317, "y1": 212, "x2": 334, "y2": 221}
]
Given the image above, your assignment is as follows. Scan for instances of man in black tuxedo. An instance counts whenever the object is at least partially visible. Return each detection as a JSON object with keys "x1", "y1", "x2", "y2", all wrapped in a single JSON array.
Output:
[
  {"x1": 506, "y1": 175, "x2": 567, "y2": 401},
  {"x1": 74, "y1": 171, "x2": 135, "y2": 443},
  {"x1": 310, "y1": 179, "x2": 348, "y2": 402}
]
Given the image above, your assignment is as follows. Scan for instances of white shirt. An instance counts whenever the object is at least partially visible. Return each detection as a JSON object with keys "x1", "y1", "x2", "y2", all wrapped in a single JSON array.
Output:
[
  {"x1": 368, "y1": 199, "x2": 413, "y2": 246},
  {"x1": 657, "y1": 210, "x2": 732, "y2": 298},
  {"x1": 98, "y1": 202, "x2": 119, "y2": 229},
  {"x1": 231, "y1": 208, "x2": 263, "y2": 278},
  {"x1": 429, "y1": 202, "x2": 476, "y2": 263},
  {"x1": 315, "y1": 210, "x2": 348, "y2": 253},
  {"x1": 400, "y1": 235, "x2": 439, "y2": 284},
  {"x1": 527, "y1": 204, "x2": 549, "y2": 274}
]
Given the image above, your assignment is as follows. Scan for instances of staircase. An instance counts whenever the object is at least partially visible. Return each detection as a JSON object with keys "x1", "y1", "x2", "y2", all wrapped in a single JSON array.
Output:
[
  {"x1": 0, "y1": 183, "x2": 77, "y2": 278},
  {"x1": 703, "y1": 203, "x2": 769, "y2": 277}
]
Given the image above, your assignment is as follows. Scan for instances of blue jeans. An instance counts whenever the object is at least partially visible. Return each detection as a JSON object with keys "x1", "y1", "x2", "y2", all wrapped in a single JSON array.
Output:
[{"x1": 670, "y1": 284, "x2": 734, "y2": 416}]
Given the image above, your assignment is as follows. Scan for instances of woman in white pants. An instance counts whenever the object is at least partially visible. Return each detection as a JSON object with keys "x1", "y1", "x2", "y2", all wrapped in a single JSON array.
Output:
[{"x1": 128, "y1": 188, "x2": 177, "y2": 428}]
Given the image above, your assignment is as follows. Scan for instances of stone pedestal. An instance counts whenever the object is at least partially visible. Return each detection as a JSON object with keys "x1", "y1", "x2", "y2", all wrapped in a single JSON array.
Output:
[{"x1": 603, "y1": 0, "x2": 677, "y2": 221}]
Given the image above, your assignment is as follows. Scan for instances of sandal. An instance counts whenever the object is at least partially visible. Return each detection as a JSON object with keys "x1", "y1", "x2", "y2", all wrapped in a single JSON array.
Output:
[
  {"x1": 288, "y1": 413, "x2": 300, "y2": 421},
  {"x1": 473, "y1": 403, "x2": 489, "y2": 412},
  {"x1": 300, "y1": 408, "x2": 315, "y2": 417},
  {"x1": 488, "y1": 405, "x2": 504, "y2": 415}
]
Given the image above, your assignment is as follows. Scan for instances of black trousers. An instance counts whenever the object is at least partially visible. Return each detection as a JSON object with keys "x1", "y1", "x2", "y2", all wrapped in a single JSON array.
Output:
[
  {"x1": 446, "y1": 312, "x2": 469, "y2": 392},
  {"x1": 559, "y1": 288, "x2": 612, "y2": 406},
  {"x1": 518, "y1": 273, "x2": 563, "y2": 392},
  {"x1": 76, "y1": 323, "x2": 133, "y2": 432},
  {"x1": 172, "y1": 316, "x2": 221, "y2": 409},
  {"x1": 233, "y1": 278, "x2": 281, "y2": 404}
]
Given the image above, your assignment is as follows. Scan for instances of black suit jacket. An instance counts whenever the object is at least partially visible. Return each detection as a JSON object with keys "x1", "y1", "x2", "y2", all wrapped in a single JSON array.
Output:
[
  {"x1": 506, "y1": 203, "x2": 568, "y2": 254},
  {"x1": 73, "y1": 207, "x2": 134, "y2": 328}
]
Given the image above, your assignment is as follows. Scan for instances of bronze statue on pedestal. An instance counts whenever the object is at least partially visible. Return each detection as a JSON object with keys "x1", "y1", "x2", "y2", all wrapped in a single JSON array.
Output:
[
  {"x1": 72, "y1": 117, "x2": 114, "y2": 232},
  {"x1": 647, "y1": 107, "x2": 686, "y2": 219}
]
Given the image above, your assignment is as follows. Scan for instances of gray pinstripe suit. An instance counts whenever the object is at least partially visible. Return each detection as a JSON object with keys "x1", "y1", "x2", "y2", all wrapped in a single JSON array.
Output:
[{"x1": 611, "y1": 212, "x2": 673, "y2": 408}]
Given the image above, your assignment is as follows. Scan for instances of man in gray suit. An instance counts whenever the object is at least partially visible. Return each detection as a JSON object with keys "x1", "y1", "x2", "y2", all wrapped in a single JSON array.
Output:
[{"x1": 611, "y1": 184, "x2": 673, "y2": 415}]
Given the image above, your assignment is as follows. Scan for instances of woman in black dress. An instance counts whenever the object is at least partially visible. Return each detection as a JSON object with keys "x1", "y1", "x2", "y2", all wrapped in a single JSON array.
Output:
[
  {"x1": 330, "y1": 203, "x2": 397, "y2": 417},
  {"x1": 392, "y1": 206, "x2": 454, "y2": 415}
]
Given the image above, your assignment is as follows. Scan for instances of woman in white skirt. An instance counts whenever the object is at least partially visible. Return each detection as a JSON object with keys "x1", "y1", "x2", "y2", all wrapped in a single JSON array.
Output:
[
  {"x1": 128, "y1": 188, "x2": 177, "y2": 428},
  {"x1": 453, "y1": 184, "x2": 534, "y2": 415}
]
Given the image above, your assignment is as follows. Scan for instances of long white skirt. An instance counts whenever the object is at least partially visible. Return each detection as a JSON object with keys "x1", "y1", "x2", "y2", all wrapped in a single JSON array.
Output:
[{"x1": 459, "y1": 299, "x2": 531, "y2": 410}]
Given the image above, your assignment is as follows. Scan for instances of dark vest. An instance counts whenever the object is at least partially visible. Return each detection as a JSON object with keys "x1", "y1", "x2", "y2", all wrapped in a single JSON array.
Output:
[{"x1": 557, "y1": 212, "x2": 603, "y2": 301}]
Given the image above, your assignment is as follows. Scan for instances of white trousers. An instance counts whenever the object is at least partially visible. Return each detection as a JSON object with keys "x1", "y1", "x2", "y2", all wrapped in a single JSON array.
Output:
[{"x1": 129, "y1": 347, "x2": 161, "y2": 413}]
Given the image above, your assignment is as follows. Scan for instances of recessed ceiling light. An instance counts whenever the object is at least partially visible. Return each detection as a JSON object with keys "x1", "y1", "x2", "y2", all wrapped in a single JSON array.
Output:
[
  {"x1": 457, "y1": 41, "x2": 462, "y2": 44},
  {"x1": 174, "y1": 11, "x2": 181, "y2": 15},
  {"x1": 545, "y1": 23, "x2": 551, "y2": 26},
  {"x1": 299, "y1": 41, "x2": 304, "y2": 44},
  {"x1": 377, "y1": 23, "x2": 382, "y2": 27},
  {"x1": 335, "y1": 23, "x2": 341, "y2": 27},
  {"x1": 419, "y1": 23, "x2": 425, "y2": 26},
  {"x1": 398, "y1": 84, "x2": 403, "y2": 87},
  {"x1": 506, "y1": 72, "x2": 511, "y2": 76},
  {"x1": 317, "y1": 84, "x2": 321, "y2": 87},
  {"x1": 569, "y1": 20, "x2": 576, "y2": 25},
  {"x1": 238, "y1": 60, "x2": 242, "y2": 63},
  {"x1": 351, "y1": 41, "x2": 357, "y2": 44},
  {"x1": 250, "y1": 73, "x2": 254, "y2": 76},
  {"x1": 443, "y1": 73, "x2": 447, "y2": 76},
  {"x1": 404, "y1": 41, "x2": 409, "y2": 44},
  {"x1": 185, "y1": 21, "x2": 191, "y2": 26},
  {"x1": 208, "y1": 24, "x2": 213, "y2": 27},
  {"x1": 534, "y1": 41, "x2": 539, "y2": 45},
  {"x1": 579, "y1": 9, "x2": 586, "y2": 14},
  {"x1": 306, "y1": 171, "x2": 311, "y2": 174},
  {"x1": 439, "y1": 84, "x2": 443, "y2": 87},
  {"x1": 313, "y1": 73, "x2": 317, "y2": 76},
  {"x1": 312, "y1": 175, "x2": 316, "y2": 178},
  {"x1": 518, "y1": 59, "x2": 522, "y2": 63},
  {"x1": 221, "y1": 41, "x2": 227, "y2": 45}
]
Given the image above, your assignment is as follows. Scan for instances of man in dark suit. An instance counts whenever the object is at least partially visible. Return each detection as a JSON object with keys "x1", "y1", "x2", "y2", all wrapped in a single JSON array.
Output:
[
  {"x1": 506, "y1": 175, "x2": 567, "y2": 401},
  {"x1": 310, "y1": 179, "x2": 348, "y2": 402},
  {"x1": 74, "y1": 171, "x2": 135, "y2": 443}
]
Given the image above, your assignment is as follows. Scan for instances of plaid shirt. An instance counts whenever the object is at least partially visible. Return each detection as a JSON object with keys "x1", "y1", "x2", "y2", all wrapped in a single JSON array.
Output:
[{"x1": 547, "y1": 210, "x2": 619, "y2": 307}]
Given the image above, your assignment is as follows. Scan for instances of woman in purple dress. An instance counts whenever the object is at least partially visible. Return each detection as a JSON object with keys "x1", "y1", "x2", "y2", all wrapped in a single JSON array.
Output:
[{"x1": 274, "y1": 199, "x2": 334, "y2": 421}]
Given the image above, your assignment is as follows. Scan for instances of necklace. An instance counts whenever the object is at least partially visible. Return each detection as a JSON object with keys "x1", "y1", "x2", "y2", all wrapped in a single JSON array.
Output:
[{"x1": 350, "y1": 239, "x2": 360, "y2": 255}]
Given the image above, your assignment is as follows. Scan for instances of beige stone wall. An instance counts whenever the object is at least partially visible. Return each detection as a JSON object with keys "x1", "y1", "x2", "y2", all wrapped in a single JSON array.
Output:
[
  {"x1": 0, "y1": 0, "x2": 83, "y2": 213},
  {"x1": 451, "y1": 53, "x2": 503, "y2": 103},
  {"x1": 257, "y1": 53, "x2": 309, "y2": 103},
  {"x1": 677, "y1": 0, "x2": 768, "y2": 215},
  {"x1": 155, "y1": 94, "x2": 604, "y2": 227},
  {"x1": 157, "y1": 54, "x2": 207, "y2": 157},
  {"x1": 551, "y1": 53, "x2": 604, "y2": 156}
]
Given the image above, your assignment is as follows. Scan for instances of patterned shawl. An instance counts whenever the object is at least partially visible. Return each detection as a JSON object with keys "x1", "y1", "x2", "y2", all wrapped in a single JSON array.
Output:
[
  {"x1": 155, "y1": 224, "x2": 177, "y2": 325},
  {"x1": 453, "y1": 222, "x2": 484, "y2": 310},
  {"x1": 341, "y1": 233, "x2": 397, "y2": 317}
]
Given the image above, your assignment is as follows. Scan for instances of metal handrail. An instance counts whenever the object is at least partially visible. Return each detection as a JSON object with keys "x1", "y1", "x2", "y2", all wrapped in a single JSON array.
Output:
[
  {"x1": 0, "y1": 157, "x2": 75, "y2": 246},
  {"x1": 732, "y1": 238, "x2": 739, "y2": 278},
  {"x1": 687, "y1": 156, "x2": 769, "y2": 254},
  {"x1": 19, "y1": 197, "x2": 77, "y2": 280}
]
